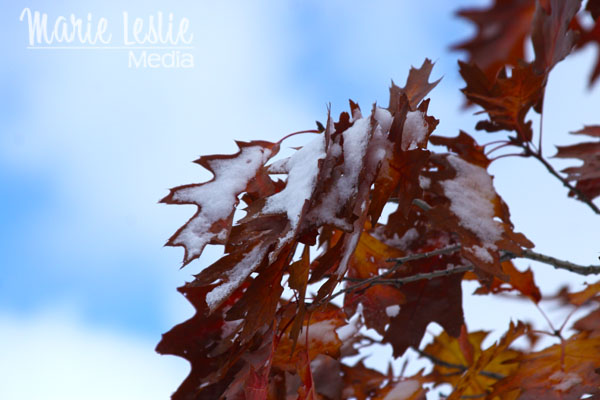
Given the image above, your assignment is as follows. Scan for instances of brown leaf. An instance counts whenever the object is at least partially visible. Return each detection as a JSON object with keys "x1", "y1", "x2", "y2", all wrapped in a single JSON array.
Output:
[
  {"x1": 389, "y1": 59, "x2": 441, "y2": 111},
  {"x1": 555, "y1": 126, "x2": 600, "y2": 200},
  {"x1": 491, "y1": 332, "x2": 600, "y2": 399},
  {"x1": 453, "y1": 0, "x2": 536, "y2": 79},
  {"x1": 162, "y1": 140, "x2": 279, "y2": 266},
  {"x1": 459, "y1": 61, "x2": 545, "y2": 142},
  {"x1": 423, "y1": 153, "x2": 533, "y2": 280},
  {"x1": 383, "y1": 243, "x2": 466, "y2": 357},
  {"x1": 424, "y1": 324, "x2": 523, "y2": 398},
  {"x1": 532, "y1": 0, "x2": 582, "y2": 74},
  {"x1": 469, "y1": 260, "x2": 542, "y2": 302}
]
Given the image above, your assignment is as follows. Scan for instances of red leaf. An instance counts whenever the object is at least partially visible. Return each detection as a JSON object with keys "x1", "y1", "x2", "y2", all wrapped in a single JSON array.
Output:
[
  {"x1": 555, "y1": 126, "x2": 600, "y2": 200},
  {"x1": 531, "y1": 0, "x2": 582, "y2": 74},
  {"x1": 389, "y1": 58, "x2": 441, "y2": 111},
  {"x1": 459, "y1": 62, "x2": 545, "y2": 142},
  {"x1": 453, "y1": 0, "x2": 536, "y2": 79},
  {"x1": 162, "y1": 140, "x2": 278, "y2": 266}
]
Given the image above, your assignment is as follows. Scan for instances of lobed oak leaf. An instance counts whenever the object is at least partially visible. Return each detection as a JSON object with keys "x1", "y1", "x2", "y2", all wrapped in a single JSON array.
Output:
[
  {"x1": 341, "y1": 361, "x2": 387, "y2": 400},
  {"x1": 155, "y1": 283, "x2": 253, "y2": 399},
  {"x1": 467, "y1": 260, "x2": 542, "y2": 303},
  {"x1": 389, "y1": 58, "x2": 441, "y2": 112},
  {"x1": 273, "y1": 305, "x2": 346, "y2": 372},
  {"x1": 555, "y1": 125, "x2": 600, "y2": 200},
  {"x1": 343, "y1": 231, "x2": 406, "y2": 334},
  {"x1": 429, "y1": 131, "x2": 490, "y2": 168},
  {"x1": 383, "y1": 243, "x2": 466, "y2": 357},
  {"x1": 459, "y1": 61, "x2": 545, "y2": 142},
  {"x1": 162, "y1": 140, "x2": 278, "y2": 266},
  {"x1": 452, "y1": 0, "x2": 536, "y2": 79},
  {"x1": 423, "y1": 323, "x2": 524, "y2": 398},
  {"x1": 491, "y1": 332, "x2": 600, "y2": 399},
  {"x1": 531, "y1": 0, "x2": 582, "y2": 74},
  {"x1": 423, "y1": 153, "x2": 533, "y2": 280},
  {"x1": 563, "y1": 279, "x2": 600, "y2": 306},
  {"x1": 446, "y1": 321, "x2": 526, "y2": 399}
]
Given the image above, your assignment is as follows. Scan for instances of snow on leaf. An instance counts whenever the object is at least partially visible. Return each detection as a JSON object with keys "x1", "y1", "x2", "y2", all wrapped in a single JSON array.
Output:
[
  {"x1": 424, "y1": 152, "x2": 533, "y2": 279},
  {"x1": 204, "y1": 244, "x2": 268, "y2": 311},
  {"x1": 262, "y1": 133, "x2": 326, "y2": 228},
  {"x1": 162, "y1": 141, "x2": 277, "y2": 266}
]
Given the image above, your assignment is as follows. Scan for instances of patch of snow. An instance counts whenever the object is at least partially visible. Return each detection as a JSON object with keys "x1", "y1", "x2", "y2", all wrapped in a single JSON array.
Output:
[
  {"x1": 385, "y1": 305, "x2": 400, "y2": 318},
  {"x1": 419, "y1": 175, "x2": 431, "y2": 189},
  {"x1": 172, "y1": 145, "x2": 272, "y2": 259},
  {"x1": 471, "y1": 245, "x2": 494, "y2": 264},
  {"x1": 309, "y1": 117, "x2": 372, "y2": 228},
  {"x1": 266, "y1": 157, "x2": 290, "y2": 174},
  {"x1": 262, "y1": 134, "x2": 326, "y2": 228},
  {"x1": 383, "y1": 379, "x2": 421, "y2": 400},
  {"x1": 401, "y1": 111, "x2": 428, "y2": 150},
  {"x1": 308, "y1": 320, "x2": 338, "y2": 344},
  {"x1": 205, "y1": 245, "x2": 267, "y2": 311},
  {"x1": 374, "y1": 107, "x2": 393, "y2": 133},
  {"x1": 441, "y1": 155, "x2": 503, "y2": 246},
  {"x1": 550, "y1": 371, "x2": 582, "y2": 392},
  {"x1": 375, "y1": 228, "x2": 418, "y2": 251},
  {"x1": 221, "y1": 319, "x2": 243, "y2": 338},
  {"x1": 337, "y1": 304, "x2": 362, "y2": 342}
]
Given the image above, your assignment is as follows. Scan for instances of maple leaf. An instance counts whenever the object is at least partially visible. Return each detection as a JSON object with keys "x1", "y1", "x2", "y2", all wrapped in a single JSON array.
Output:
[
  {"x1": 453, "y1": 0, "x2": 536, "y2": 79},
  {"x1": 459, "y1": 61, "x2": 545, "y2": 142},
  {"x1": 491, "y1": 332, "x2": 600, "y2": 399},
  {"x1": 555, "y1": 125, "x2": 600, "y2": 200}
]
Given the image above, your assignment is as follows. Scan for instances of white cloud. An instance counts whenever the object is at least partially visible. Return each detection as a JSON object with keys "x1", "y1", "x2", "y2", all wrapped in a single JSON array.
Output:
[{"x1": 0, "y1": 307, "x2": 188, "y2": 400}]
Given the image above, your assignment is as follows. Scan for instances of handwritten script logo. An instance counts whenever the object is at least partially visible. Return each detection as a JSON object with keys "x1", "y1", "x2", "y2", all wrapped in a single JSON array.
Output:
[{"x1": 19, "y1": 8, "x2": 195, "y2": 68}]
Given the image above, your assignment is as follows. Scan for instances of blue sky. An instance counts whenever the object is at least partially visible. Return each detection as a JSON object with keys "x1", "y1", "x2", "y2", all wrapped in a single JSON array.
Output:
[{"x1": 1, "y1": 1, "x2": 599, "y2": 399}]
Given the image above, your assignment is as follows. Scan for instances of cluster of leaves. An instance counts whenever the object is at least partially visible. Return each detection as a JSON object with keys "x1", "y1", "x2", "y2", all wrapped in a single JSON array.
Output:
[{"x1": 157, "y1": 1, "x2": 600, "y2": 399}]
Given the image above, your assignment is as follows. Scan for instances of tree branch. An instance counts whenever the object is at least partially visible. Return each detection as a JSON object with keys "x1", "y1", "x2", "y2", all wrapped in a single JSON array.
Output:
[
  {"x1": 312, "y1": 246, "x2": 600, "y2": 309},
  {"x1": 512, "y1": 249, "x2": 600, "y2": 276}
]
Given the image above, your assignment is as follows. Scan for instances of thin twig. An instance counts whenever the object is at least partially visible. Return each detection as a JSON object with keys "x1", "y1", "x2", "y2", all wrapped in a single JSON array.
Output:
[
  {"x1": 311, "y1": 247, "x2": 600, "y2": 309},
  {"x1": 518, "y1": 249, "x2": 600, "y2": 275},
  {"x1": 310, "y1": 245, "x2": 462, "y2": 309},
  {"x1": 371, "y1": 265, "x2": 472, "y2": 287},
  {"x1": 414, "y1": 348, "x2": 506, "y2": 380},
  {"x1": 522, "y1": 145, "x2": 600, "y2": 214},
  {"x1": 386, "y1": 244, "x2": 462, "y2": 263}
]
